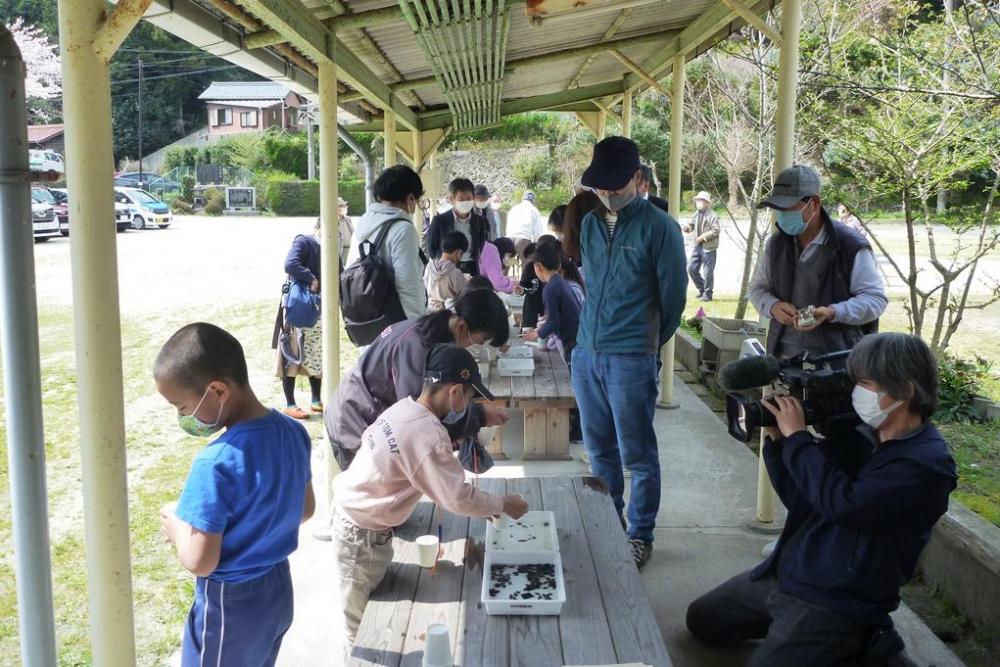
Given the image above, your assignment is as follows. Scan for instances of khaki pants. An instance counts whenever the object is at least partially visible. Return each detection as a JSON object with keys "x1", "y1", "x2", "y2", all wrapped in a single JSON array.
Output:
[{"x1": 332, "y1": 509, "x2": 394, "y2": 658}]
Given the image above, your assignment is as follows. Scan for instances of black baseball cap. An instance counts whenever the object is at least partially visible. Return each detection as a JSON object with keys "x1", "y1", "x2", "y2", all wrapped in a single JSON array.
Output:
[
  {"x1": 581, "y1": 136, "x2": 642, "y2": 191},
  {"x1": 758, "y1": 165, "x2": 822, "y2": 210},
  {"x1": 425, "y1": 344, "x2": 495, "y2": 400}
]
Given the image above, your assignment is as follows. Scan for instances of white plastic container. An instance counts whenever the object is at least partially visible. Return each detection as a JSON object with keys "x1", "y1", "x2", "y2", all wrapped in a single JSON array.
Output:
[
  {"x1": 486, "y1": 511, "x2": 559, "y2": 552},
  {"x1": 503, "y1": 293, "x2": 525, "y2": 308},
  {"x1": 481, "y1": 551, "x2": 566, "y2": 616},
  {"x1": 498, "y1": 357, "x2": 534, "y2": 376},
  {"x1": 502, "y1": 345, "x2": 534, "y2": 358}
]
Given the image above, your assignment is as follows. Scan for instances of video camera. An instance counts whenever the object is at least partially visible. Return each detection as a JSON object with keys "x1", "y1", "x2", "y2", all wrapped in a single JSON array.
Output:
[{"x1": 720, "y1": 346, "x2": 860, "y2": 442}]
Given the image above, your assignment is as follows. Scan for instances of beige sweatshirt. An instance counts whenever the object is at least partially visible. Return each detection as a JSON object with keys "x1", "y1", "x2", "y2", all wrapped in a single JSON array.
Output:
[
  {"x1": 334, "y1": 397, "x2": 504, "y2": 531},
  {"x1": 423, "y1": 258, "x2": 467, "y2": 311}
]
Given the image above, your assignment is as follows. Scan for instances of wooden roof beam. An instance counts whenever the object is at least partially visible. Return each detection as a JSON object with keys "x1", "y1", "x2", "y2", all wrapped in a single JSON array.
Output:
[
  {"x1": 718, "y1": 0, "x2": 782, "y2": 46},
  {"x1": 231, "y1": 0, "x2": 419, "y2": 130}
]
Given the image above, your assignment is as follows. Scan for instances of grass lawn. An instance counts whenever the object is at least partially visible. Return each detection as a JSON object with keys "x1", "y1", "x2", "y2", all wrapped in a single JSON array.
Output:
[
  {"x1": 938, "y1": 420, "x2": 1000, "y2": 528},
  {"x1": 0, "y1": 300, "x2": 360, "y2": 666}
]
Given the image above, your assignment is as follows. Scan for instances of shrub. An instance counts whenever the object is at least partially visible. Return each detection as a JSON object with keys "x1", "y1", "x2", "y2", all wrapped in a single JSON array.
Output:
[
  {"x1": 203, "y1": 187, "x2": 225, "y2": 216},
  {"x1": 163, "y1": 146, "x2": 189, "y2": 171},
  {"x1": 263, "y1": 130, "x2": 310, "y2": 179},
  {"x1": 181, "y1": 175, "x2": 196, "y2": 203},
  {"x1": 512, "y1": 152, "x2": 558, "y2": 190},
  {"x1": 339, "y1": 179, "x2": 366, "y2": 214},
  {"x1": 527, "y1": 186, "x2": 572, "y2": 215},
  {"x1": 252, "y1": 169, "x2": 296, "y2": 210},
  {"x1": 171, "y1": 198, "x2": 194, "y2": 215},
  {"x1": 935, "y1": 354, "x2": 993, "y2": 423},
  {"x1": 266, "y1": 179, "x2": 320, "y2": 216}
]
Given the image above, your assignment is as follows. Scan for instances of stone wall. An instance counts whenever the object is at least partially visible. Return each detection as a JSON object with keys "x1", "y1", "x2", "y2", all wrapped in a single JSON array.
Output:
[{"x1": 435, "y1": 144, "x2": 550, "y2": 202}]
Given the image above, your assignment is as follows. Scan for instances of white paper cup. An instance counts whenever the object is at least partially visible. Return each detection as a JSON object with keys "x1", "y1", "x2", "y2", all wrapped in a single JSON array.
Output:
[
  {"x1": 416, "y1": 534, "x2": 440, "y2": 568},
  {"x1": 422, "y1": 623, "x2": 452, "y2": 667}
]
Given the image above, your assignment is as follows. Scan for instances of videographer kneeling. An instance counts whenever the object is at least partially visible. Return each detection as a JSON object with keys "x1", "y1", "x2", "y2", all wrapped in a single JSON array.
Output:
[{"x1": 687, "y1": 333, "x2": 957, "y2": 666}]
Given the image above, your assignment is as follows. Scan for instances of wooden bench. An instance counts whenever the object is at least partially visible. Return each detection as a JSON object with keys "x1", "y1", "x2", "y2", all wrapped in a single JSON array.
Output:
[
  {"x1": 483, "y1": 348, "x2": 576, "y2": 461},
  {"x1": 349, "y1": 477, "x2": 672, "y2": 667}
]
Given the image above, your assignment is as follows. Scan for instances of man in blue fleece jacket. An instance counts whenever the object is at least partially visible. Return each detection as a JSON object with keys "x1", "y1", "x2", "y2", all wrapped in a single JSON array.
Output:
[
  {"x1": 573, "y1": 136, "x2": 688, "y2": 569},
  {"x1": 687, "y1": 333, "x2": 957, "y2": 666}
]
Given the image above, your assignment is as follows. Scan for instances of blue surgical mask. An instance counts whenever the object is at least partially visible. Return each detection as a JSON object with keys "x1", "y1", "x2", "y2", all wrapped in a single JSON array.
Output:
[
  {"x1": 442, "y1": 388, "x2": 469, "y2": 425},
  {"x1": 178, "y1": 389, "x2": 225, "y2": 437},
  {"x1": 776, "y1": 208, "x2": 807, "y2": 235}
]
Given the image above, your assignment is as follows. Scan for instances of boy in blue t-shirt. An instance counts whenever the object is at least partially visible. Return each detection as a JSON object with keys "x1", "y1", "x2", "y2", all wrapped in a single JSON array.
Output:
[{"x1": 155, "y1": 322, "x2": 315, "y2": 667}]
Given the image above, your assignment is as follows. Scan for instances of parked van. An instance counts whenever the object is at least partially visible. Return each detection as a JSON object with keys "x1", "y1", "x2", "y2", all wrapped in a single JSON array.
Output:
[{"x1": 29, "y1": 149, "x2": 65, "y2": 175}]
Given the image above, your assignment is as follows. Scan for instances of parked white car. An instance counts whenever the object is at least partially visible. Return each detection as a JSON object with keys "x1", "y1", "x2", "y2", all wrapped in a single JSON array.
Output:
[
  {"x1": 114, "y1": 187, "x2": 172, "y2": 230},
  {"x1": 29, "y1": 149, "x2": 65, "y2": 175},
  {"x1": 30, "y1": 193, "x2": 60, "y2": 241}
]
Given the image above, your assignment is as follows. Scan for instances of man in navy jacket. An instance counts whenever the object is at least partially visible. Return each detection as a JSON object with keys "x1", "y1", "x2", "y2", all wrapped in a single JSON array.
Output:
[{"x1": 687, "y1": 333, "x2": 957, "y2": 666}]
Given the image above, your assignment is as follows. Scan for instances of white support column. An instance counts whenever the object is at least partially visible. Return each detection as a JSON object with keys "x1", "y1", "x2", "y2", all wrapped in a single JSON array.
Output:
[
  {"x1": 659, "y1": 54, "x2": 684, "y2": 408},
  {"x1": 773, "y1": 0, "x2": 802, "y2": 172},
  {"x1": 412, "y1": 130, "x2": 424, "y2": 243},
  {"x1": 318, "y1": 60, "x2": 340, "y2": 508},
  {"x1": 383, "y1": 109, "x2": 397, "y2": 168},
  {"x1": 0, "y1": 24, "x2": 58, "y2": 667},
  {"x1": 57, "y1": 0, "x2": 137, "y2": 663},
  {"x1": 621, "y1": 89, "x2": 633, "y2": 139},
  {"x1": 757, "y1": 0, "x2": 802, "y2": 526}
]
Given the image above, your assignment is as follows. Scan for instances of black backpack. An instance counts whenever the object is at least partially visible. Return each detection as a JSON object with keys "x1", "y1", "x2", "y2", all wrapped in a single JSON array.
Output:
[{"x1": 340, "y1": 217, "x2": 409, "y2": 346}]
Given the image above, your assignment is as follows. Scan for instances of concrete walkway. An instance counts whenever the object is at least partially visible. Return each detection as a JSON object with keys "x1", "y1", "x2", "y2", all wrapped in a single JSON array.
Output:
[{"x1": 279, "y1": 375, "x2": 964, "y2": 666}]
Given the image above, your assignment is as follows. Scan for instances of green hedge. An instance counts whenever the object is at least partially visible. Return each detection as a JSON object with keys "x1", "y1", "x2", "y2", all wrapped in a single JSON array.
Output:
[
  {"x1": 264, "y1": 178, "x2": 366, "y2": 216},
  {"x1": 339, "y1": 179, "x2": 366, "y2": 214},
  {"x1": 266, "y1": 179, "x2": 321, "y2": 216}
]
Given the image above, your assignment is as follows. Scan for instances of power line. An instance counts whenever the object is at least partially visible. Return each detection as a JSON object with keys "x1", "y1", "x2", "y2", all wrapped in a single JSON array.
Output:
[{"x1": 110, "y1": 65, "x2": 241, "y2": 86}]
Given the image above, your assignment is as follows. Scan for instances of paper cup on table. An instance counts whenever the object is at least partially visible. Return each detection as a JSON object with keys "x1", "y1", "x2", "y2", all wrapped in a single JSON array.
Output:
[
  {"x1": 416, "y1": 534, "x2": 440, "y2": 568},
  {"x1": 422, "y1": 623, "x2": 453, "y2": 667}
]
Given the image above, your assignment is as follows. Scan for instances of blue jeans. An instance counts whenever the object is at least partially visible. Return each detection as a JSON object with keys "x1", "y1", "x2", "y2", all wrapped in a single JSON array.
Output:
[{"x1": 571, "y1": 347, "x2": 660, "y2": 542}]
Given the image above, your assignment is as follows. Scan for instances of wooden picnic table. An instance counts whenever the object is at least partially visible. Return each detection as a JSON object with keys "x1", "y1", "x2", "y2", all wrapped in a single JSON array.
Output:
[
  {"x1": 481, "y1": 348, "x2": 576, "y2": 461},
  {"x1": 348, "y1": 476, "x2": 672, "y2": 667}
]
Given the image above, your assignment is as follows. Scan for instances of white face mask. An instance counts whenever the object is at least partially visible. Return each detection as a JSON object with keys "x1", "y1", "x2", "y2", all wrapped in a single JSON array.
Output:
[
  {"x1": 454, "y1": 200, "x2": 475, "y2": 215},
  {"x1": 852, "y1": 385, "x2": 903, "y2": 429},
  {"x1": 696, "y1": 201, "x2": 708, "y2": 211}
]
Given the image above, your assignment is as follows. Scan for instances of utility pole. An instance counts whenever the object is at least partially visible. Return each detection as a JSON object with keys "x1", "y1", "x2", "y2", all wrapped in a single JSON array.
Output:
[
  {"x1": 306, "y1": 101, "x2": 316, "y2": 180},
  {"x1": 137, "y1": 57, "x2": 144, "y2": 186}
]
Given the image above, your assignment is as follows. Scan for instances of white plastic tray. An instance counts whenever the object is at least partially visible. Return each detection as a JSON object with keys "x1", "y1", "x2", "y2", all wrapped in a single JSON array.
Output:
[
  {"x1": 498, "y1": 357, "x2": 534, "y2": 376},
  {"x1": 502, "y1": 345, "x2": 534, "y2": 358},
  {"x1": 481, "y1": 551, "x2": 566, "y2": 616},
  {"x1": 486, "y1": 511, "x2": 559, "y2": 552},
  {"x1": 503, "y1": 293, "x2": 525, "y2": 308}
]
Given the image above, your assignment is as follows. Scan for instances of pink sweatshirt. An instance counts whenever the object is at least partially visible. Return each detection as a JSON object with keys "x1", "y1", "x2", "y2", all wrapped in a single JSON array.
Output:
[
  {"x1": 478, "y1": 241, "x2": 517, "y2": 293},
  {"x1": 334, "y1": 397, "x2": 505, "y2": 531}
]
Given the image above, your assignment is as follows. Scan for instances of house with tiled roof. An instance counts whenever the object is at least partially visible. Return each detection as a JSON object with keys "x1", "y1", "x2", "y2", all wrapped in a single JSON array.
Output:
[
  {"x1": 27, "y1": 124, "x2": 66, "y2": 155},
  {"x1": 197, "y1": 81, "x2": 306, "y2": 136}
]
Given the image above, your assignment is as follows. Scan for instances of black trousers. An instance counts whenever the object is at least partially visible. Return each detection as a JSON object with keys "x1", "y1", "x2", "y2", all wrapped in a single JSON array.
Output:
[{"x1": 687, "y1": 569, "x2": 871, "y2": 667}]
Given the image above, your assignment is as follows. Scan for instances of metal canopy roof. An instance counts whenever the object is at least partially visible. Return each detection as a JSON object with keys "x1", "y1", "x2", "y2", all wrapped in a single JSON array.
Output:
[{"x1": 141, "y1": 0, "x2": 779, "y2": 134}]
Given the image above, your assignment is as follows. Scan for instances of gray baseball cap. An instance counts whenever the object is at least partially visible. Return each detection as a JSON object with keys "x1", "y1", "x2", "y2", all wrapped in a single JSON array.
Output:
[{"x1": 758, "y1": 165, "x2": 821, "y2": 210}]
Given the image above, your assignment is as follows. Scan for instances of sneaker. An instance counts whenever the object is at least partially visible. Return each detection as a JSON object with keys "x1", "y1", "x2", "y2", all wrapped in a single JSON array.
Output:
[
  {"x1": 629, "y1": 538, "x2": 653, "y2": 569},
  {"x1": 699, "y1": 294, "x2": 713, "y2": 302},
  {"x1": 283, "y1": 406, "x2": 310, "y2": 420},
  {"x1": 310, "y1": 402, "x2": 324, "y2": 414}
]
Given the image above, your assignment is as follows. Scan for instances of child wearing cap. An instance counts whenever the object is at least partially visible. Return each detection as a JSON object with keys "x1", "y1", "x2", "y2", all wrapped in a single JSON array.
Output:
[
  {"x1": 154, "y1": 322, "x2": 315, "y2": 667},
  {"x1": 424, "y1": 230, "x2": 469, "y2": 311},
  {"x1": 332, "y1": 343, "x2": 529, "y2": 653}
]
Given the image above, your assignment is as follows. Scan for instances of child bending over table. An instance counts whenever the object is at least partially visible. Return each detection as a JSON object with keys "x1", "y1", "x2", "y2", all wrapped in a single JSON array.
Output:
[{"x1": 332, "y1": 343, "x2": 528, "y2": 655}]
